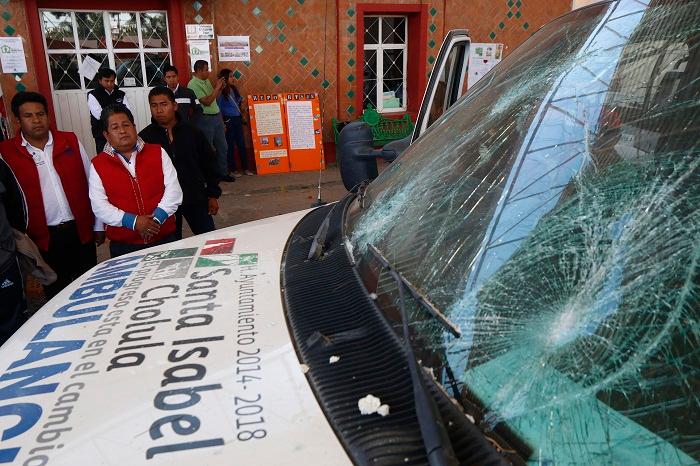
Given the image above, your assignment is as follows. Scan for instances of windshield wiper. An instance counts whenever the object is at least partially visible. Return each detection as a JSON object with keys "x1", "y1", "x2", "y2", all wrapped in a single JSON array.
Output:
[
  {"x1": 367, "y1": 243, "x2": 460, "y2": 466},
  {"x1": 368, "y1": 244, "x2": 461, "y2": 337}
]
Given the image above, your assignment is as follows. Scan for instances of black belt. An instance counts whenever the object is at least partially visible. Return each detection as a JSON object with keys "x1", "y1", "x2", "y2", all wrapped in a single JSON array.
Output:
[{"x1": 48, "y1": 220, "x2": 76, "y2": 231}]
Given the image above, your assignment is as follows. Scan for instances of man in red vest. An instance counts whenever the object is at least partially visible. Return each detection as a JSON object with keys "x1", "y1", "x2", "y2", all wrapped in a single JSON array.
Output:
[
  {"x1": 0, "y1": 91, "x2": 104, "y2": 299},
  {"x1": 89, "y1": 104, "x2": 182, "y2": 257}
]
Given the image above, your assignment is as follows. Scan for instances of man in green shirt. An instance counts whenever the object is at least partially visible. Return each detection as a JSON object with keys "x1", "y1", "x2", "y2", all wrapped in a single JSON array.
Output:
[{"x1": 187, "y1": 60, "x2": 233, "y2": 181}]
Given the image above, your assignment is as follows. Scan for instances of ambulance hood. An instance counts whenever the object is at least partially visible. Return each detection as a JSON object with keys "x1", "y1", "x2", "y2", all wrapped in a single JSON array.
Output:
[{"x1": 0, "y1": 210, "x2": 351, "y2": 465}]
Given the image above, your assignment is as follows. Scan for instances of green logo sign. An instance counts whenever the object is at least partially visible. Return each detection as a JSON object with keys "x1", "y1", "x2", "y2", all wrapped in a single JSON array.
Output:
[{"x1": 239, "y1": 253, "x2": 258, "y2": 265}]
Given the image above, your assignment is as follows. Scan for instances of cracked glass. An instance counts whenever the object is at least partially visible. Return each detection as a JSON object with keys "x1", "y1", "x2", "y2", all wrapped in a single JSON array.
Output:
[{"x1": 347, "y1": 1, "x2": 700, "y2": 464}]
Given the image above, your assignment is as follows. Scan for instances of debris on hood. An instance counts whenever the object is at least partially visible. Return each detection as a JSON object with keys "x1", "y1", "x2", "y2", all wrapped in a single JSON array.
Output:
[
  {"x1": 329, "y1": 355, "x2": 340, "y2": 364},
  {"x1": 358, "y1": 394, "x2": 381, "y2": 415},
  {"x1": 358, "y1": 394, "x2": 390, "y2": 416}
]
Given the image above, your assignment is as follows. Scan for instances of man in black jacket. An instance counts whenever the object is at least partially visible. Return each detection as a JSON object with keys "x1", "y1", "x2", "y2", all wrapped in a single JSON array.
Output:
[
  {"x1": 0, "y1": 157, "x2": 28, "y2": 345},
  {"x1": 163, "y1": 64, "x2": 203, "y2": 124},
  {"x1": 87, "y1": 68, "x2": 132, "y2": 153},
  {"x1": 140, "y1": 86, "x2": 221, "y2": 239}
]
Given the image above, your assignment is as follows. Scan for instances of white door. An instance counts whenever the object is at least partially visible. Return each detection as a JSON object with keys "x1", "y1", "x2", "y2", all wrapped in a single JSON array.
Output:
[
  {"x1": 40, "y1": 10, "x2": 172, "y2": 155},
  {"x1": 412, "y1": 30, "x2": 470, "y2": 142}
]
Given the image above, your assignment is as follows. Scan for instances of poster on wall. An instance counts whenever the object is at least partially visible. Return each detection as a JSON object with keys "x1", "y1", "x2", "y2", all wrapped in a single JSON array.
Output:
[
  {"x1": 217, "y1": 36, "x2": 250, "y2": 62},
  {"x1": 0, "y1": 37, "x2": 27, "y2": 73},
  {"x1": 185, "y1": 24, "x2": 215, "y2": 40},
  {"x1": 467, "y1": 43, "x2": 503, "y2": 88},
  {"x1": 188, "y1": 40, "x2": 211, "y2": 68}
]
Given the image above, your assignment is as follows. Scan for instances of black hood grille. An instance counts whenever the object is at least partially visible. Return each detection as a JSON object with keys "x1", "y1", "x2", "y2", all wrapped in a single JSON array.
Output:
[{"x1": 281, "y1": 199, "x2": 512, "y2": 466}]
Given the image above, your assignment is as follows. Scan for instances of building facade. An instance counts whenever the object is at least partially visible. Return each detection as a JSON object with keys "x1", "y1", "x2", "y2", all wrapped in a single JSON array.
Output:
[{"x1": 1, "y1": 0, "x2": 572, "y2": 159}]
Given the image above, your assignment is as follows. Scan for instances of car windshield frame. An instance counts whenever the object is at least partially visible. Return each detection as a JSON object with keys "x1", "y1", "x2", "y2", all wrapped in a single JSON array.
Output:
[{"x1": 345, "y1": 1, "x2": 700, "y2": 464}]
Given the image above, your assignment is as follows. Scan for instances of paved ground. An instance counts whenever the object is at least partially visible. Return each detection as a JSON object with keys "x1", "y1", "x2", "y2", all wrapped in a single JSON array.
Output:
[{"x1": 27, "y1": 165, "x2": 350, "y2": 311}]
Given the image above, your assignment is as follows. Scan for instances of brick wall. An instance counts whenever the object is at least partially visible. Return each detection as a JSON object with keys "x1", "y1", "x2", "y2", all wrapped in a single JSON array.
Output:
[
  {"x1": 443, "y1": 0, "x2": 572, "y2": 57},
  {"x1": 184, "y1": 0, "x2": 570, "y2": 142},
  {"x1": 0, "y1": 1, "x2": 40, "y2": 133},
  {"x1": 182, "y1": 0, "x2": 338, "y2": 143},
  {"x1": 6, "y1": 0, "x2": 571, "y2": 143}
]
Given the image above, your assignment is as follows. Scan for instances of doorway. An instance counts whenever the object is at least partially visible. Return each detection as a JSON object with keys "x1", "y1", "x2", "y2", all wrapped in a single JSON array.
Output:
[{"x1": 39, "y1": 10, "x2": 171, "y2": 154}]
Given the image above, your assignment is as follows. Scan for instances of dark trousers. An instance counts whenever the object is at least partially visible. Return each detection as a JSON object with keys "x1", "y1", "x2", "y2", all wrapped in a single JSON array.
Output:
[
  {"x1": 0, "y1": 256, "x2": 26, "y2": 346},
  {"x1": 41, "y1": 221, "x2": 96, "y2": 299},
  {"x1": 175, "y1": 203, "x2": 216, "y2": 240},
  {"x1": 224, "y1": 115, "x2": 249, "y2": 172},
  {"x1": 195, "y1": 114, "x2": 228, "y2": 177},
  {"x1": 94, "y1": 135, "x2": 107, "y2": 154},
  {"x1": 109, "y1": 232, "x2": 177, "y2": 258}
]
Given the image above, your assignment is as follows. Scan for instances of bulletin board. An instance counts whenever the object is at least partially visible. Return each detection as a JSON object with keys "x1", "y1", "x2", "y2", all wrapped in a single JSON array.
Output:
[
  {"x1": 247, "y1": 94, "x2": 290, "y2": 174},
  {"x1": 284, "y1": 93, "x2": 325, "y2": 172}
]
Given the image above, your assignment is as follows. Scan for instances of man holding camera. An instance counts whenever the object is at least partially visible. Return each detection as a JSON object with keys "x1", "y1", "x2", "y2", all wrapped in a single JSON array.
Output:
[{"x1": 187, "y1": 60, "x2": 232, "y2": 181}]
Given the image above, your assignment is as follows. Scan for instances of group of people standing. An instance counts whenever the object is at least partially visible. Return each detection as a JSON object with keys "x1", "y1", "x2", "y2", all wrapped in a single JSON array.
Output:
[{"x1": 0, "y1": 60, "x2": 252, "y2": 345}]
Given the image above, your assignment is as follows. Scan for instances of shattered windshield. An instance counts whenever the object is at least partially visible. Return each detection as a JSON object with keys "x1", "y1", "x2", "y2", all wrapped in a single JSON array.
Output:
[{"x1": 346, "y1": 0, "x2": 700, "y2": 464}]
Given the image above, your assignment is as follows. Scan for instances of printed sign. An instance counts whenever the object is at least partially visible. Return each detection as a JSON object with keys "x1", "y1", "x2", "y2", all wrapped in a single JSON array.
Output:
[
  {"x1": 253, "y1": 103, "x2": 284, "y2": 136},
  {"x1": 248, "y1": 94, "x2": 291, "y2": 174},
  {"x1": 286, "y1": 100, "x2": 315, "y2": 150},
  {"x1": 284, "y1": 93, "x2": 325, "y2": 172},
  {"x1": 189, "y1": 39, "x2": 211, "y2": 68},
  {"x1": 217, "y1": 36, "x2": 250, "y2": 62},
  {"x1": 0, "y1": 37, "x2": 27, "y2": 73},
  {"x1": 468, "y1": 43, "x2": 503, "y2": 88},
  {"x1": 186, "y1": 23, "x2": 215, "y2": 40}
]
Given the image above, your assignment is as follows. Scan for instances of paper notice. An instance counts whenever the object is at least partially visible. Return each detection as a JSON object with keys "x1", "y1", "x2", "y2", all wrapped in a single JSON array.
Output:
[
  {"x1": 286, "y1": 100, "x2": 316, "y2": 150},
  {"x1": 467, "y1": 43, "x2": 503, "y2": 88},
  {"x1": 259, "y1": 149, "x2": 288, "y2": 159},
  {"x1": 218, "y1": 35, "x2": 250, "y2": 62},
  {"x1": 0, "y1": 37, "x2": 27, "y2": 73},
  {"x1": 79, "y1": 55, "x2": 101, "y2": 81},
  {"x1": 254, "y1": 102, "x2": 284, "y2": 135},
  {"x1": 185, "y1": 24, "x2": 214, "y2": 40},
  {"x1": 189, "y1": 40, "x2": 211, "y2": 68}
]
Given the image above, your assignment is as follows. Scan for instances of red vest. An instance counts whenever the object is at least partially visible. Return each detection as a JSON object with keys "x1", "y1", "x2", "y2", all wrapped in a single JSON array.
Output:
[
  {"x1": 91, "y1": 143, "x2": 175, "y2": 244},
  {"x1": 0, "y1": 131, "x2": 94, "y2": 251}
]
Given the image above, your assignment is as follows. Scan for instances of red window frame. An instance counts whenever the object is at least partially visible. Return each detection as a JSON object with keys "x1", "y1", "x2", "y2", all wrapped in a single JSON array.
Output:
[{"x1": 355, "y1": 4, "x2": 428, "y2": 119}]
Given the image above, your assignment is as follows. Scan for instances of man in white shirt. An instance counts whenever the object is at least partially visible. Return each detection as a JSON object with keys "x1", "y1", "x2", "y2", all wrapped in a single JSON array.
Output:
[
  {"x1": 87, "y1": 68, "x2": 132, "y2": 153},
  {"x1": 0, "y1": 91, "x2": 104, "y2": 298},
  {"x1": 89, "y1": 104, "x2": 182, "y2": 257}
]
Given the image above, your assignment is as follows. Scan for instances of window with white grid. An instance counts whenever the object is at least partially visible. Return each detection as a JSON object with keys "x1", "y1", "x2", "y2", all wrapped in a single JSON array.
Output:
[
  {"x1": 41, "y1": 10, "x2": 171, "y2": 92},
  {"x1": 363, "y1": 15, "x2": 408, "y2": 113}
]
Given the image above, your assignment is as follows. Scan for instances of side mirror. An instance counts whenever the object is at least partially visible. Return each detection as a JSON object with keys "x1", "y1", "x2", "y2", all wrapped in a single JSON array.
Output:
[{"x1": 337, "y1": 121, "x2": 380, "y2": 191}]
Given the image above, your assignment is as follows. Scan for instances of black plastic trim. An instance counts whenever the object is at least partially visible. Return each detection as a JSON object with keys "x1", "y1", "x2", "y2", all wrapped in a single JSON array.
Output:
[{"x1": 281, "y1": 197, "x2": 512, "y2": 466}]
